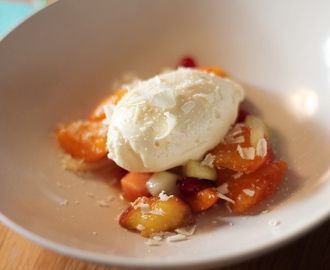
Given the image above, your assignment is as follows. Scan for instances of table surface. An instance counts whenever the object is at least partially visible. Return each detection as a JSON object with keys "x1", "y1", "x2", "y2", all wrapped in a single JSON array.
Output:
[{"x1": 1, "y1": 217, "x2": 330, "y2": 270}]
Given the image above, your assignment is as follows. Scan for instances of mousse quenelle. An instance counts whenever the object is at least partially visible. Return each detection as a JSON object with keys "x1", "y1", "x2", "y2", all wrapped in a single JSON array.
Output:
[{"x1": 105, "y1": 68, "x2": 244, "y2": 172}]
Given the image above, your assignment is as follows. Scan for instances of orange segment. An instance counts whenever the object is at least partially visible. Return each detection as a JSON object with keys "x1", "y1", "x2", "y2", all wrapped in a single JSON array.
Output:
[{"x1": 56, "y1": 120, "x2": 108, "y2": 162}]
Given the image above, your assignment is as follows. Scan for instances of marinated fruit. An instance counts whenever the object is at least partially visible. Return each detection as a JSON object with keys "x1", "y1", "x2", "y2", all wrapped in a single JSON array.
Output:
[{"x1": 119, "y1": 195, "x2": 195, "y2": 237}]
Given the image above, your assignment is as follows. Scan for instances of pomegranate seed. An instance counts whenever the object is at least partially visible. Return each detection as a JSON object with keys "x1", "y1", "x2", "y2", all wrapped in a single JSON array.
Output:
[
  {"x1": 179, "y1": 177, "x2": 201, "y2": 196},
  {"x1": 177, "y1": 56, "x2": 197, "y2": 68},
  {"x1": 236, "y1": 109, "x2": 249, "y2": 123}
]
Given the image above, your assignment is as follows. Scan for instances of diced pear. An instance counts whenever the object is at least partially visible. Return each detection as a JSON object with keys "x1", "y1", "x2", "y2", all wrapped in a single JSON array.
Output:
[
  {"x1": 244, "y1": 115, "x2": 271, "y2": 142},
  {"x1": 182, "y1": 160, "x2": 217, "y2": 180},
  {"x1": 119, "y1": 195, "x2": 195, "y2": 237},
  {"x1": 250, "y1": 126, "x2": 264, "y2": 148},
  {"x1": 146, "y1": 171, "x2": 180, "y2": 196}
]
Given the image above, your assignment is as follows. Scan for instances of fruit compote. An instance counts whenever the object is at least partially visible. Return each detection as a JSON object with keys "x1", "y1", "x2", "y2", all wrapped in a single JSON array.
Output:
[{"x1": 55, "y1": 57, "x2": 287, "y2": 240}]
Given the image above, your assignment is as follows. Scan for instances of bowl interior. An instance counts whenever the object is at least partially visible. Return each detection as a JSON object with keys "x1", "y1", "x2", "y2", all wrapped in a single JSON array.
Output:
[{"x1": 1, "y1": 0, "x2": 330, "y2": 269}]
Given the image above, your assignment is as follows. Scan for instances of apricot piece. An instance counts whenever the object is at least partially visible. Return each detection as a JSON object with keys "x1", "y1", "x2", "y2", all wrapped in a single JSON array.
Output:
[
  {"x1": 120, "y1": 172, "x2": 152, "y2": 201},
  {"x1": 119, "y1": 195, "x2": 195, "y2": 237},
  {"x1": 196, "y1": 66, "x2": 227, "y2": 77},
  {"x1": 209, "y1": 124, "x2": 274, "y2": 174},
  {"x1": 56, "y1": 120, "x2": 108, "y2": 162},
  {"x1": 182, "y1": 187, "x2": 219, "y2": 212},
  {"x1": 89, "y1": 89, "x2": 127, "y2": 121},
  {"x1": 218, "y1": 160, "x2": 287, "y2": 213}
]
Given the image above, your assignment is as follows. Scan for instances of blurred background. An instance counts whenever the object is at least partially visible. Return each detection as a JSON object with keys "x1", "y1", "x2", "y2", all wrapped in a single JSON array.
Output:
[{"x1": 0, "y1": 0, "x2": 54, "y2": 37}]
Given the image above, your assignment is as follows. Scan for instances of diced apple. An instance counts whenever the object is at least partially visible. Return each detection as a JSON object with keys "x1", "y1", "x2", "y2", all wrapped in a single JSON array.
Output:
[
  {"x1": 182, "y1": 160, "x2": 217, "y2": 180},
  {"x1": 119, "y1": 195, "x2": 195, "y2": 237}
]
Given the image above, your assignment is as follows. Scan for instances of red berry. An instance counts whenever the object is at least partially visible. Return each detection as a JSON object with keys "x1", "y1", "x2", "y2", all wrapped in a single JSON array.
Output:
[
  {"x1": 177, "y1": 57, "x2": 197, "y2": 68},
  {"x1": 236, "y1": 109, "x2": 249, "y2": 123},
  {"x1": 179, "y1": 177, "x2": 201, "y2": 196}
]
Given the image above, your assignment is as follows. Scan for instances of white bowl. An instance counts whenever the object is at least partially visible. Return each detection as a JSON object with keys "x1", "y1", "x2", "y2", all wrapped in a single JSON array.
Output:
[{"x1": 1, "y1": 0, "x2": 330, "y2": 269}]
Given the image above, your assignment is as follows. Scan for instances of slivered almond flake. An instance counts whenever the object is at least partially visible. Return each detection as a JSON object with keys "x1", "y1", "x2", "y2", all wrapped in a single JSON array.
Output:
[
  {"x1": 201, "y1": 153, "x2": 215, "y2": 168},
  {"x1": 237, "y1": 145, "x2": 255, "y2": 160},
  {"x1": 225, "y1": 203, "x2": 233, "y2": 213},
  {"x1": 175, "y1": 225, "x2": 197, "y2": 236},
  {"x1": 193, "y1": 93, "x2": 214, "y2": 104},
  {"x1": 137, "y1": 224, "x2": 145, "y2": 230},
  {"x1": 224, "y1": 125, "x2": 244, "y2": 144},
  {"x1": 149, "y1": 208, "x2": 165, "y2": 215},
  {"x1": 139, "y1": 203, "x2": 151, "y2": 212},
  {"x1": 250, "y1": 126, "x2": 264, "y2": 147},
  {"x1": 268, "y1": 219, "x2": 280, "y2": 227},
  {"x1": 243, "y1": 189, "x2": 255, "y2": 197},
  {"x1": 152, "y1": 235, "x2": 163, "y2": 241},
  {"x1": 145, "y1": 239, "x2": 160, "y2": 246},
  {"x1": 145, "y1": 228, "x2": 196, "y2": 246},
  {"x1": 256, "y1": 138, "x2": 267, "y2": 157},
  {"x1": 166, "y1": 234, "x2": 187, "y2": 242},
  {"x1": 158, "y1": 190, "x2": 173, "y2": 201},
  {"x1": 86, "y1": 192, "x2": 95, "y2": 198},
  {"x1": 155, "y1": 112, "x2": 177, "y2": 140},
  {"x1": 97, "y1": 200, "x2": 110, "y2": 207},
  {"x1": 180, "y1": 101, "x2": 196, "y2": 114},
  {"x1": 217, "y1": 183, "x2": 229, "y2": 194},
  {"x1": 217, "y1": 192, "x2": 235, "y2": 204},
  {"x1": 107, "y1": 195, "x2": 114, "y2": 201},
  {"x1": 226, "y1": 135, "x2": 245, "y2": 144},
  {"x1": 162, "y1": 232, "x2": 177, "y2": 238},
  {"x1": 150, "y1": 88, "x2": 176, "y2": 109},
  {"x1": 232, "y1": 171, "x2": 243, "y2": 179},
  {"x1": 150, "y1": 231, "x2": 176, "y2": 240},
  {"x1": 230, "y1": 124, "x2": 243, "y2": 136},
  {"x1": 103, "y1": 103, "x2": 115, "y2": 123},
  {"x1": 60, "y1": 199, "x2": 68, "y2": 206}
]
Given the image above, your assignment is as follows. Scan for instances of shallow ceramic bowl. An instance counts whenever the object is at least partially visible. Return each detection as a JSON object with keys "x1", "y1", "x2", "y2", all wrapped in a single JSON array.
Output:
[{"x1": 1, "y1": 0, "x2": 330, "y2": 269}]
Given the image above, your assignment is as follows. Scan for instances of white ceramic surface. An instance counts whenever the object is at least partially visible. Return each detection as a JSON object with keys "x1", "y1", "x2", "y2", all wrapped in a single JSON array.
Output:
[{"x1": 1, "y1": 0, "x2": 330, "y2": 269}]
